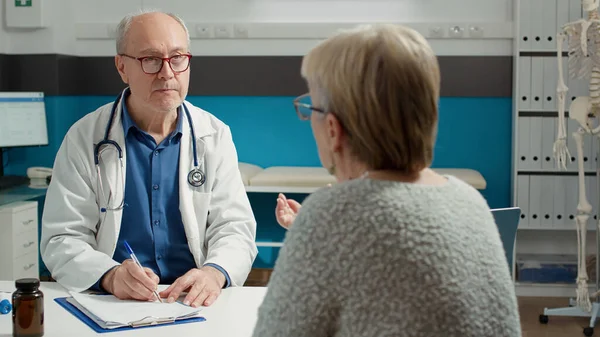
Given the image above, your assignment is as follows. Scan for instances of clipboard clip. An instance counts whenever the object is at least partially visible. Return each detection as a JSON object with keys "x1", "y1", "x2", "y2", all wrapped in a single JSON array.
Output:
[{"x1": 128, "y1": 316, "x2": 176, "y2": 328}]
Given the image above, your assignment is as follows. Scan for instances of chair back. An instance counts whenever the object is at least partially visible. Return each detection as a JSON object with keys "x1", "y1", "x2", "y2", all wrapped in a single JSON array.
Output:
[{"x1": 491, "y1": 207, "x2": 521, "y2": 277}]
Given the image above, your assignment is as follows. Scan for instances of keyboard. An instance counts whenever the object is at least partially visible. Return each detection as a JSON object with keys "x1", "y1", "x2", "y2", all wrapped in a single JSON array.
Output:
[{"x1": 0, "y1": 175, "x2": 30, "y2": 191}]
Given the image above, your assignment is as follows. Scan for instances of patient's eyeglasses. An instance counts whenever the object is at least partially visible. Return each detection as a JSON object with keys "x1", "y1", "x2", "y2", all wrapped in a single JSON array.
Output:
[
  {"x1": 120, "y1": 53, "x2": 192, "y2": 74},
  {"x1": 293, "y1": 93, "x2": 352, "y2": 137},
  {"x1": 293, "y1": 93, "x2": 326, "y2": 120}
]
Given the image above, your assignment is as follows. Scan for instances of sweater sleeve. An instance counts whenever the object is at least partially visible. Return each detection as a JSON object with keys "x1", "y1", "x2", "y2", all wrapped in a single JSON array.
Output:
[{"x1": 251, "y1": 194, "x2": 338, "y2": 337}]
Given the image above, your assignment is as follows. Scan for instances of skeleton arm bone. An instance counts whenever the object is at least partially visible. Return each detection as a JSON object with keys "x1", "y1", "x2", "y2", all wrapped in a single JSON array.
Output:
[{"x1": 554, "y1": 30, "x2": 572, "y2": 170}]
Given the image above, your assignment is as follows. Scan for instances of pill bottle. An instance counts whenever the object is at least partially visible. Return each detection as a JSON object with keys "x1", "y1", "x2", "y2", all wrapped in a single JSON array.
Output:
[
  {"x1": 0, "y1": 292, "x2": 11, "y2": 314},
  {"x1": 12, "y1": 278, "x2": 44, "y2": 337}
]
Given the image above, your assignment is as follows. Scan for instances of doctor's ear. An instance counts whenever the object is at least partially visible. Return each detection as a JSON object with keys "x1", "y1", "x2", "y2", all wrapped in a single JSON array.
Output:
[{"x1": 115, "y1": 55, "x2": 129, "y2": 83}]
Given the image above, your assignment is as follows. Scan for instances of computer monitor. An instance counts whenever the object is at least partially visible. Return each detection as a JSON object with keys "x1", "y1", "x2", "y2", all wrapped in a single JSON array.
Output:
[
  {"x1": 0, "y1": 92, "x2": 48, "y2": 188},
  {"x1": 0, "y1": 92, "x2": 48, "y2": 148}
]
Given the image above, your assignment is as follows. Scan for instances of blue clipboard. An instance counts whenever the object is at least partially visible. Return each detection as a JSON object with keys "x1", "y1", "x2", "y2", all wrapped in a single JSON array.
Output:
[{"x1": 54, "y1": 297, "x2": 206, "y2": 333}]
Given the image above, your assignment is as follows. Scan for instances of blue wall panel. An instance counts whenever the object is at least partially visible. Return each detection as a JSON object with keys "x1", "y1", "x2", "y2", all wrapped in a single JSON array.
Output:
[
  {"x1": 4, "y1": 95, "x2": 513, "y2": 209},
  {"x1": 434, "y1": 97, "x2": 512, "y2": 209}
]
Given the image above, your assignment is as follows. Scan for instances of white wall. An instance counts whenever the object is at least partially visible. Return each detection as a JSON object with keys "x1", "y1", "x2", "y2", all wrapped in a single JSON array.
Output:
[
  {"x1": 3, "y1": 0, "x2": 76, "y2": 54},
  {"x1": 0, "y1": 0, "x2": 514, "y2": 56}
]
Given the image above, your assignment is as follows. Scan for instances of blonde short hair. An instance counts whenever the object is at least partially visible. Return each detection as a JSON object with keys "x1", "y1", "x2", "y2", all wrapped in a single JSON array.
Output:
[{"x1": 301, "y1": 24, "x2": 440, "y2": 175}]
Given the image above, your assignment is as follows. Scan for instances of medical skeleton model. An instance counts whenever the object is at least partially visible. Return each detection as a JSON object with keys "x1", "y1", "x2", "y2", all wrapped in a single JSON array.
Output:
[{"x1": 553, "y1": 0, "x2": 600, "y2": 314}]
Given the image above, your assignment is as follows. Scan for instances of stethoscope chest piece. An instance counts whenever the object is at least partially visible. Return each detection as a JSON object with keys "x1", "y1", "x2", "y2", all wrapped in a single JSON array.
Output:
[{"x1": 188, "y1": 167, "x2": 206, "y2": 187}]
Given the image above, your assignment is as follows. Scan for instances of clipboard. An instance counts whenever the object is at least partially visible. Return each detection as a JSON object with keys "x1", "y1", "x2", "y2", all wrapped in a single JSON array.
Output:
[{"x1": 55, "y1": 297, "x2": 206, "y2": 333}]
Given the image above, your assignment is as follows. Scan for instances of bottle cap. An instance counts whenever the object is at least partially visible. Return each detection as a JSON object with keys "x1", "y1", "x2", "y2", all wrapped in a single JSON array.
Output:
[
  {"x1": 0, "y1": 299, "x2": 11, "y2": 314},
  {"x1": 15, "y1": 278, "x2": 40, "y2": 291}
]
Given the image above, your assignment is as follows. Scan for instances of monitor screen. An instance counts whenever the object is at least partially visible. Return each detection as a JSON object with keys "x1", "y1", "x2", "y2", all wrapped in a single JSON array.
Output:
[{"x1": 0, "y1": 92, "x2": 48, "y2": 147}]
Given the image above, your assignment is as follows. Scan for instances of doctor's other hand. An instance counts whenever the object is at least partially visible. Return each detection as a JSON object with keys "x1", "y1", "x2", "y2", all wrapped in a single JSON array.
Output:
[
  {"x1": 101, "y1": 259, "x2": 160, "y2": 301},
  {"x1": 159, "y1": 266, "x2": 225, "y2": 307},
  {"x1": 275, "y1": 193, "x2": 302, "y2": 229}
]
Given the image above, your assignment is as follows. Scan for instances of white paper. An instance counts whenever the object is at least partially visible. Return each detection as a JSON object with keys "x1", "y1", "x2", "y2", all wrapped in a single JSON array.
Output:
[{"x1": 69, "y1": 291, "x2": 201, "y2": 326}]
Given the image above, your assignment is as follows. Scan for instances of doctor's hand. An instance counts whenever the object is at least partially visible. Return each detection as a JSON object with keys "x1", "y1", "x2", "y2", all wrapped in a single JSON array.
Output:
[
  {"x1": 275, "y1": 193, "x2": 302, "y2": 229},
  {"x1": 101, "y1": 259, "x2": 160, "y2": 301},
  {"x1": 159, "y1": 266, "x2": 225, "y2": 308}
]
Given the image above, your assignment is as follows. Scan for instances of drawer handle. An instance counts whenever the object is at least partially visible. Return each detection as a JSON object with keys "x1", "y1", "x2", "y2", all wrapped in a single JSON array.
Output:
[
  {"x1": 21, "y1": 219, "x2": 34, "y2": 225},
  {"x1": 23, "y1": 263, "x2": 34, "y2": 270},
  {"x1": 22, "y1": 241, "x2": 34, "y2": 248}
]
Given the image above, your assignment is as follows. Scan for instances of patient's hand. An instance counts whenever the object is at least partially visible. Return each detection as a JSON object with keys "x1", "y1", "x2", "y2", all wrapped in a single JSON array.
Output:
[{"x1": 275, "y1": 193, "x2": 301, "y2": 229}]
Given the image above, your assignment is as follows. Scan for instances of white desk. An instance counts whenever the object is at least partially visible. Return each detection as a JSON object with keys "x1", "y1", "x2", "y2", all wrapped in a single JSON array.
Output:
[{"x1": 0, "y1": 281, "x2": 267, "y2": 337}]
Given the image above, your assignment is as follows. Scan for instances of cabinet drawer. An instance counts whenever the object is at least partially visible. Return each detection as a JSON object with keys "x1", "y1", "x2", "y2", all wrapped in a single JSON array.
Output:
[
  {"x1": 12, "y1": 252, "x2": 38, "y2": 280},
  {"x1": 12, "y1": 208, "x2": 37, "y2": 235},
  {"x1": 12, "y1": 230, "x2": 37, "y2": 259}
]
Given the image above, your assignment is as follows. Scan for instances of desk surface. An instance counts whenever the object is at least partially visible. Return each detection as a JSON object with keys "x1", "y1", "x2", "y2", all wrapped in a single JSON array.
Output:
[
  {"x1": 0, "y1": 184, "x2": 47, "y2": 207},
  {"x1": 0, "y1": 281, "x2": 267, "y2": 337}
]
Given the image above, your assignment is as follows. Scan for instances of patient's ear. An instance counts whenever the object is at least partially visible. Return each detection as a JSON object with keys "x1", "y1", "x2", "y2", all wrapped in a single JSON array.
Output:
[{"x1": 325, "y1": 113, "x2": 345, "y2": 153}]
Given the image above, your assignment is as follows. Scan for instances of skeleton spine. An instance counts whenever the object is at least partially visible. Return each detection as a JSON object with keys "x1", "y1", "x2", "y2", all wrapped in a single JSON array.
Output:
[
  {"x1": 590, "y1": 67, "x2": 600, "y2": 106},
  {"x1": 590, "y1": 11, "x2": 600, "y2": 107}
]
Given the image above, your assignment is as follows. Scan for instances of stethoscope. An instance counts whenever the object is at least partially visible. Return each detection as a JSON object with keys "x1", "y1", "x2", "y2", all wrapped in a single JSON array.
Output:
[{"x1": 94, "y1": 88, "x2": 206, "y2": 213}]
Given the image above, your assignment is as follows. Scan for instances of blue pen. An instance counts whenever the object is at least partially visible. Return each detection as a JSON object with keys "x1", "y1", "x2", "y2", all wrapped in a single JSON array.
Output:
[{"x1": 124, "y1": 240, "x2": 162, "y2": 303}]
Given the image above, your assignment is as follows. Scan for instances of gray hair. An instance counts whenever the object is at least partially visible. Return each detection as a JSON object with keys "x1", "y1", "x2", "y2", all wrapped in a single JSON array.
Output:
[{"x1": 115, "y1": 8, "x2": 191, "y2": 54}]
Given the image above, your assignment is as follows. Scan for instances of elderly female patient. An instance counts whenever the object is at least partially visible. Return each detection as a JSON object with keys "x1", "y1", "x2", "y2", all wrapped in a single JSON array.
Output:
[{"x1": 252, "y1": 24, "x2": 521, "y2": 337}]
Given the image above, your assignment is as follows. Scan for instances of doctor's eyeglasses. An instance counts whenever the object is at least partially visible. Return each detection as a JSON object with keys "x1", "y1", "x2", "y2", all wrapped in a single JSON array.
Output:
[
  {"x1": 120, "y1": 53, "x2": 192, "y2": 74},
  {"x1": 293, "y1": 94, "x2": 326, "y2": 120}
]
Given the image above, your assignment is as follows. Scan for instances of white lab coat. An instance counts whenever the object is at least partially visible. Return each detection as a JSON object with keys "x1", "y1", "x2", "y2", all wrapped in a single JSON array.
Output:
[{"x1": 40, "y1": 94, "x2": 258, "y2": 292}]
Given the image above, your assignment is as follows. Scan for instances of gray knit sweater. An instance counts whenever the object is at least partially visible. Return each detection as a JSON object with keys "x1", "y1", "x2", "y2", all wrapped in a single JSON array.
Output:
[{"x1": 251, "y1": 175, "x2": 521, "y2": 337}]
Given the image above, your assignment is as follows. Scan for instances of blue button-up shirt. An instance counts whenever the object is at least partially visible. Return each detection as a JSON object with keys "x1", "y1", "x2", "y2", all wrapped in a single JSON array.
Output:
[{"x1": 91, "y1": 96, "x2": 230, "y2": 290}]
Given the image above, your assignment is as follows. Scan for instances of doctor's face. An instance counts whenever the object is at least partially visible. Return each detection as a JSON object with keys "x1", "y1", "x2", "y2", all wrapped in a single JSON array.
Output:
[{"x1": 116, "y1": 12, "x2": 190, "y2": 114}]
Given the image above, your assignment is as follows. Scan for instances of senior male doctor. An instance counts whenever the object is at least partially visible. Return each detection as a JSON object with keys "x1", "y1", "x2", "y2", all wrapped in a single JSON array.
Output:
[{"x1": 40, "y1": 10, "x2": 257, "y2": 308}]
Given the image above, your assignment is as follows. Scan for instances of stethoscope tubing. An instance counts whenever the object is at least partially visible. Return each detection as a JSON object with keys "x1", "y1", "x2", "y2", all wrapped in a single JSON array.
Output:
[{"x1": 94, "y1": 88, "x2": 205, "y2": 213}]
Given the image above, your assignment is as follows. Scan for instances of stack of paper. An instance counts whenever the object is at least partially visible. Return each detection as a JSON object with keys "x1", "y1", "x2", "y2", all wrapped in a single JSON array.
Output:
[{"x1": 67, "y1": 292, "x2": 203, "y2": 329}]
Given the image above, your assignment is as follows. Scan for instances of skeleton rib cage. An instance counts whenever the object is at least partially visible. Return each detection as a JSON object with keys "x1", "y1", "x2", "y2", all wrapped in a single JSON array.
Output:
[{"x1": 567, "y1": 21, "x2": 600, "y2": 84}]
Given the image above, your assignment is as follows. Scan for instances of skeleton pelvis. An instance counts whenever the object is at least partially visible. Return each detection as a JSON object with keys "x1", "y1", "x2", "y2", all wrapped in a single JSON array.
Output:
[{"x1": 569, "y1": 96, "x2": 593, "y2": 131}]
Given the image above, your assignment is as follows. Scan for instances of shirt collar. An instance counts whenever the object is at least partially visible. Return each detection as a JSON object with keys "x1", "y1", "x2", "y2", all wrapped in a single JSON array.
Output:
[{"x1": 121, "y1": 94, "x2": 184, "y2": 142}]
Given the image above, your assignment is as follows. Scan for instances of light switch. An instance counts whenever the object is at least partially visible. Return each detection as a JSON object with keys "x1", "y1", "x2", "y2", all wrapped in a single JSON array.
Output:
[
  {"x1": 234, "y1": 24, "x2": 249, "y2": 38},
  {"x1": 468, "y1": 25, "x2": 484, "y2": 38},
  {"x1": 448, "y1": 25, "x2": 464, "y2": 38},
  {"x1": 428, "y1": 26, "x2": 444, "y2": 38},
  {"x1": 196, "y1": 25, "x2": 212, "y2": 39},
  {"x1": 214, "y1": 25, "x2": 232, "y2": 38}
]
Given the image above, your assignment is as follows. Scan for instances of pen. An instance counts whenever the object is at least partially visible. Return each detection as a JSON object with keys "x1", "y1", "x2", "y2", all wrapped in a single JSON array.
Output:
[{"x1": 123, "y1": 240, "x2": 162, "y2": 303}]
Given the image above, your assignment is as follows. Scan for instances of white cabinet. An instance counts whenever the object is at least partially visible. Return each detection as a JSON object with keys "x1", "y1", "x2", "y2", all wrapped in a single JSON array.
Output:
[{"x1": 0, "y1": 201, "x2": 39, "y2": 281}]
